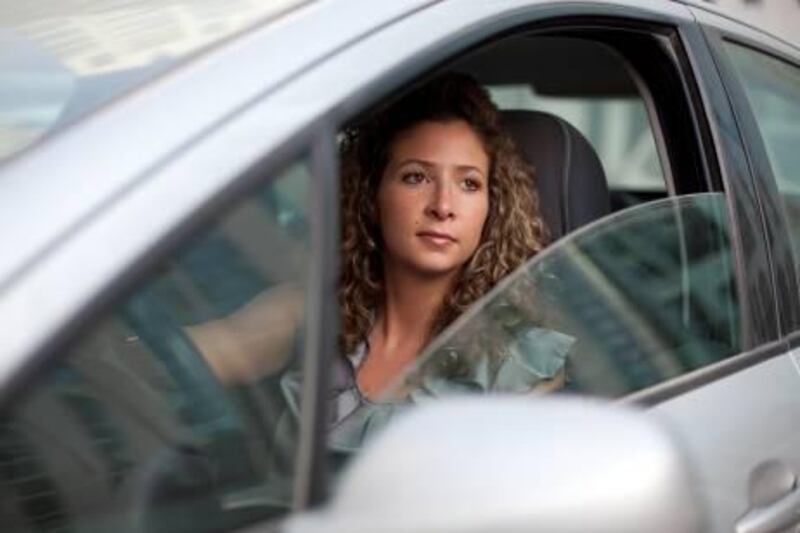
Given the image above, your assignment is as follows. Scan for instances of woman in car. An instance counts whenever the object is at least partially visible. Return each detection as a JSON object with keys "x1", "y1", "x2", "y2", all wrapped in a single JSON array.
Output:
[
  {"x1": 337, "y1": 72, "x2": 568, "y2": 394},
  {"x1": 190, "y1": 73, "x2": 573, "y2": 451},
  {"x1": 322, "y1": 73, "x2": 574, "y2": 455}
]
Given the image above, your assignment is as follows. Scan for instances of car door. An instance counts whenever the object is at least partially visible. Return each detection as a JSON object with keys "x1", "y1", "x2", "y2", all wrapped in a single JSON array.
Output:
[{"x1": 291, "y1": 2, "x2": 796, "y2": 531}]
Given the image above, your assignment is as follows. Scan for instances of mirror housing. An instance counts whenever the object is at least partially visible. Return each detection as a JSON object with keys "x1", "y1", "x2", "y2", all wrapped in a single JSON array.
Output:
[{"x1": 288, "y1": 397, "x2": 705, "y2": 533}]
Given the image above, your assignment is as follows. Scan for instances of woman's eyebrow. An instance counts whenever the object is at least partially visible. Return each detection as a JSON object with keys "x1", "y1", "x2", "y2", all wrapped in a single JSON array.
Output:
[
  {"x1": 395, "y1": 158, "x2": 435, "y2": 169},
  {"x1": 454, "y1": 164, "x2": 485, "y2": 176},
  {"x1": 396, "y1": 158, "x2": 485, "y2": 176}
]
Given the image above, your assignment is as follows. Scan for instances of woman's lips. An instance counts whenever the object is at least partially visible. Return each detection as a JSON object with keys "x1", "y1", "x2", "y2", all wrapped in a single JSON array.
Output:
[{"x1": 417, "y1": 231, "x2": 457, "y2": 245}]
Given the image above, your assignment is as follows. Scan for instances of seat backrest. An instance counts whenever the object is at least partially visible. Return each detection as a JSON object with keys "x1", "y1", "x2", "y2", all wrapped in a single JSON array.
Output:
[{"x1": 502, "y1": 110, "x2": 610, "y2": 241}]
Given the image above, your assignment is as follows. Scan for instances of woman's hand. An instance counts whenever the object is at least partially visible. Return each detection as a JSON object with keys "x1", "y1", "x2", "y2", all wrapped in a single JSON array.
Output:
[{"x1": 528, "y1": 367, "x2": 566, "y2": 395}]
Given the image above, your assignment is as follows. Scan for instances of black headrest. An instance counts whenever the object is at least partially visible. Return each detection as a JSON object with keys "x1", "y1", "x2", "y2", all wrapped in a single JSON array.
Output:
[{"x1": 502, "y1": 110, "x2": 610, "y2": 240}]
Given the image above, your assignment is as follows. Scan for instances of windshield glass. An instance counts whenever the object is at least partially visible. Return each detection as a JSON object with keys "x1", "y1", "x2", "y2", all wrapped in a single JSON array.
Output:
[
  {"x1": 382, "y1": 193, "x2": 742, "y2": 400},
  {"x1": 0, "y1": 0, "x2": 311, "y2": 160}
]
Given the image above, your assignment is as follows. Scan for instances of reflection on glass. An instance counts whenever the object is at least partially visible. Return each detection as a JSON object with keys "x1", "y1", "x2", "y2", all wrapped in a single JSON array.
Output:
[
  {"x1": 0, "y1": 160, "x2": 311, "y2": 532},
  {"x1": 0, "y1": 30, "x2": 75, "y2": 158},
  {"x1": 725, "y1": 42, "x2": 800, "y2": 285},
  {"x1": 395, "y1": 193, "x2": 739, "y2": 399},
  {"x1": 0, "y1": 0, "x2": 312, "y2": 160}
]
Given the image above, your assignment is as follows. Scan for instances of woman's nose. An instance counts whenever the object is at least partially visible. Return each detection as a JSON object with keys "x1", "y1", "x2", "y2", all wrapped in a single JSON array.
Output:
[{"x1": 425, "y1": 181, "x2": 455, "y2": 220}]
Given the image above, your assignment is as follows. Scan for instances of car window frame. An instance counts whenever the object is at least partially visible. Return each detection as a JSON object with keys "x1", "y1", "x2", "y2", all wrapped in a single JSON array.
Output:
[
  {"x1": 316, "y1": 2, "x2": 779, "y2": 403},
  {"x1": 677, "y1": 21, "x2": 783, "y2": 350},
  {"x1": 696, "y1": 17, "x2": 800, "y2": 341},
  {"x1": 326, "y1": 1, "x2": 777, "y2": 347}
]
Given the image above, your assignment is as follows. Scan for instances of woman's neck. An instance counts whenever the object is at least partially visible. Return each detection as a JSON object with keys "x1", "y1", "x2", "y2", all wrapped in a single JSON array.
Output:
[
  {"x1": 374, "y1": 266, "x2": 456, "y2": 355},
  {"x1": 356, "y1": 266, "x2": 457, "y2": 401}
]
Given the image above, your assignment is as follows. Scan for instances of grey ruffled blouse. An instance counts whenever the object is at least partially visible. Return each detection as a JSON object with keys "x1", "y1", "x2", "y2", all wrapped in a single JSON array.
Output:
[{"x1": 278, "y1": 327, "x2": 574, "y2": 462}]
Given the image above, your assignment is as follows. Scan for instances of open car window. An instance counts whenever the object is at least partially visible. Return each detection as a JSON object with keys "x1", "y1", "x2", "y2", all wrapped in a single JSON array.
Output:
[
  {"x1": 452, "y1": 35, "x2": 671, "y2": 216},
  {"x1": 385, "y1": 192, "x2": 741, "y2": 400},
  {"x1": 489, "y1": 82, "x2": 663, "y2": 192}
]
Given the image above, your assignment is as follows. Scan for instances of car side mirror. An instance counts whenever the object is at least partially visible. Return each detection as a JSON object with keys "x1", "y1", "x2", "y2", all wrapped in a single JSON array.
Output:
[{"x1": 287, "y1": 397, "x2": 706, "y2": 533}]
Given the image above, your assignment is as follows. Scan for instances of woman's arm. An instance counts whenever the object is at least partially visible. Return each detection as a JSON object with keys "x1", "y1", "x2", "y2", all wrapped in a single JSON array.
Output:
[{"x1": 186, "y1": 284, "x2": 305, "y2": 385}]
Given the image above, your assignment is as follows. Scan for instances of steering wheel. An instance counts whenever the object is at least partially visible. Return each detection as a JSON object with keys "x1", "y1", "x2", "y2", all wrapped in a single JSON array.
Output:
[{"x1": 119, "y1": 291, "x2": 245, "y2": 533}]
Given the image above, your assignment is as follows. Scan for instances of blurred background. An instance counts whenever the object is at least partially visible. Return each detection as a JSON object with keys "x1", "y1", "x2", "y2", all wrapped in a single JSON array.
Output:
[
  {"x1": 0, "y1": 0, "x2": 306, "y2": 159},
  {"x1": 705, "y1": 0, "x2": 800, "y2": 48}
]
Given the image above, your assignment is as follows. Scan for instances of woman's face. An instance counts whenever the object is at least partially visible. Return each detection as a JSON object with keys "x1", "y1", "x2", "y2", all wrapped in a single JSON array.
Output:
[{"x1": 377, "y1": 119, "x2": 490, "y2": 279}]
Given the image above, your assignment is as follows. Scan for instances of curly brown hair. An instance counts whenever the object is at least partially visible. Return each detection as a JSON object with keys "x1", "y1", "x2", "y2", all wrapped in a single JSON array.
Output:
[{"x1": 338, "y1": 72, "x2": 547, "y2": 356}]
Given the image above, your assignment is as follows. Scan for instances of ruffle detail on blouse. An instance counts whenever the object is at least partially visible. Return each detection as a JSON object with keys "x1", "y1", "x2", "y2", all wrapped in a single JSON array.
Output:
[{"x1": 324, "y1": 327, "x2": 574, "y2": 453}]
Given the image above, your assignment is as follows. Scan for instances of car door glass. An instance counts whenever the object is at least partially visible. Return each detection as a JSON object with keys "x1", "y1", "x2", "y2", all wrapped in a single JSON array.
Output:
[
  {"x1": 0, "y1": 158, "x2": 312, "y2": 532},
  {"x1": 394, "y1": 193, "x2": 740, "y2": 399},
  {"x1": 725, "y1": 43, "x2": 800, "y2": 281}
]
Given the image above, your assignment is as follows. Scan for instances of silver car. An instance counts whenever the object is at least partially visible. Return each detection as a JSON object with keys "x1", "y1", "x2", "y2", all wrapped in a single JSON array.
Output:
[{"x1": 1, "y1": 1, "x2": 800, "y2": 532}]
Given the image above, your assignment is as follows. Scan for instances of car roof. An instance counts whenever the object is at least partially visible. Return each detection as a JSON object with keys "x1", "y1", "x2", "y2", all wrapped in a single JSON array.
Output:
[{"x1": 0, "y1": 0, "x2": 437, "y2": 295}]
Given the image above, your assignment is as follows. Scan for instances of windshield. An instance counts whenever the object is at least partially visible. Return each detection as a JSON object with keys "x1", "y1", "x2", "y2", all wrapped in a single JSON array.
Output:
[
  {"x1": 0, "y1": 0, "x2": 311, "y2": 160},
  {"x1": 383, "y1": 193, "x2": 742, "y2": 400}
]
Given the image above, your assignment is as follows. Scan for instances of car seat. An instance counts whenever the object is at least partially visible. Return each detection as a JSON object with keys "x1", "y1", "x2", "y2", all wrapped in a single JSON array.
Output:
[{"x1": 501, "y1": 110, "x2": 610, "y2": 241}]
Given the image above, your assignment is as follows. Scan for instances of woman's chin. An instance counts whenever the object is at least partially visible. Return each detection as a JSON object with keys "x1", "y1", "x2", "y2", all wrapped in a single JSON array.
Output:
[
  {"x1": 408, "y1": 258, "x2": 466, "y2": 279},
  {"x1": 385, "y1": 250, "x2": 471, "y2": 280}
]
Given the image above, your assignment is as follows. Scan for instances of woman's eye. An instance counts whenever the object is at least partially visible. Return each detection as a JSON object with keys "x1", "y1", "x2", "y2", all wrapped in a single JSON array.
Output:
[
  {"x1": 461, "y1": 178, "x2": 482, "y2": 191},
  {"x1": 401, "y1": 171, "x2": 426, "y2": 184}
]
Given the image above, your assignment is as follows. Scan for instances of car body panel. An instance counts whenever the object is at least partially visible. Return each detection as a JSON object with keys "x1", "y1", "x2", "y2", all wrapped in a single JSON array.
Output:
[{"x1": 654, "y1": 350, "x2": 800, "y2": 532}]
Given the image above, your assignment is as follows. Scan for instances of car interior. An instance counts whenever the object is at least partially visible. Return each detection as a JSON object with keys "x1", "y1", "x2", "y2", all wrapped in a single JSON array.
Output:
[{"x1": 455, "y1": 34, "x2": 655, "y2": 237}]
